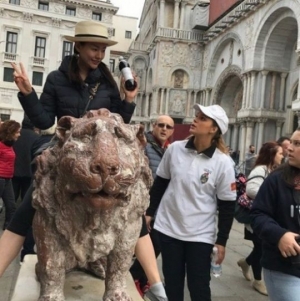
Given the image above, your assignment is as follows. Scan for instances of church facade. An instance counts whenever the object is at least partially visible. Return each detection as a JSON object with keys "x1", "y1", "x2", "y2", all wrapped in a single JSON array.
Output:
[{"x1": 129, "y1": 0, "x2": 300, "y2": 161}]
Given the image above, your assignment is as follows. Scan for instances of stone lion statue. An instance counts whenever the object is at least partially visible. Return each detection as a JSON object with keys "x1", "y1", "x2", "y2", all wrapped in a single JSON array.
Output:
[{"x1": 32, "y1": 109, "x2": 153, "y2": 301}]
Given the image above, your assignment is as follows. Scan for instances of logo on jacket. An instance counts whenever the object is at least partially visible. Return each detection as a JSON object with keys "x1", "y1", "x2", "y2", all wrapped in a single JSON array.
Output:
[{"x1": 200, "y1": 172, "x2": 209, "y2": 184}]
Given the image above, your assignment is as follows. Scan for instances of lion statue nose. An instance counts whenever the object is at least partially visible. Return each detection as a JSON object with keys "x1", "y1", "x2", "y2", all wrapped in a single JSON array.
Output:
[{"x1": 90, "y1": 160, "x2": 120, "y2": 176}]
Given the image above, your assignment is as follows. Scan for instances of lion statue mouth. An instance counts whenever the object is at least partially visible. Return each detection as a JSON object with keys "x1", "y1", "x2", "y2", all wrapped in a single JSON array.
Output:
[{"x1": 71, "y1": 190, "x2": 128, "y2": 209}]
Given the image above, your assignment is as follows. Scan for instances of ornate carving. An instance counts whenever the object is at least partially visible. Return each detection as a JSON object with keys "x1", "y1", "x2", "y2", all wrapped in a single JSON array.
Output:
[
  {"x1": 21, "y1": 0, "x2": 35, "y2": 8},
  {"x1": 202, "y1": 48, "x2": 209, "y2": 71},
  {"x1": 189, "y1": 43, "x2": 201, "y2": 69},
  {"x1": 174, "y1": 70, "x2": 184, "y2": 88},
  {"x1": 77, "y1": 8, "x2": 91, "y2": 18},
  {"x1": 52, "y1": 18, "x2": 61, "y2": 27},
  {"x1": 33, "y1": 109, "x2": 152, "y2": 301},
  {"x1": 37, "y1": 17, "x2": 50, "y2": 24},
  {"x1": 244, "y1": 17, "x2": 255, "y2": 50},
  {"x1": 54, "y1": 3, "x2": 64, "y2": 14},
  {"x1": 103, "y1": 13, "x2": 113, "y2": 23},
  {"x1": 169, "y1": 90, "x2": 187, "y2": 115},
  {"x1": 161, "y1": 42, "x2": 174, "y2": 67},
  {"x1": 23, "y1": 12, "x2": 33, "y2": 22},
  {"x1": 174, "y1": 43, "x2": 189, "y2": 65}
]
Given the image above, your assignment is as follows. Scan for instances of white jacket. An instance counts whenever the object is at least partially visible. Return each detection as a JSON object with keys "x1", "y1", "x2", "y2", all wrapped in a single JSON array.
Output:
[{"x1": 246, "y1": 165, "x2": 269, "y2": 199}]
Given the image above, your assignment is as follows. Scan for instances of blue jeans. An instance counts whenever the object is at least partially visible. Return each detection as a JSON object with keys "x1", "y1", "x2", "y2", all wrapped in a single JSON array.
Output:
[
  {"x1": 263, "y1": 268, "x2": 300, "y2": 301},
  {"x1": 159, "y1": 232, "x2": 213, "y2": 301}
]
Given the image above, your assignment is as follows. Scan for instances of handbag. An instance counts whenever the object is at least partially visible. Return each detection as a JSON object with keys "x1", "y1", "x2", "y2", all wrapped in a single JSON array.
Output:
[
  {"x1": 235, "y1": 203, "x2": 251, "y2": 224},
  {"x1": 234, "y1": 173, "x2": 266, "y2": 224},
  {"x1": 237, "y1": 193, "x2": 253, "y2": 209}
]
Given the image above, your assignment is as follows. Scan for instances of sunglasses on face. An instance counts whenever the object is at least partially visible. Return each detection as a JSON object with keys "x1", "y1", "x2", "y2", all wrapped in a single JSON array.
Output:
[{"x1": 156, "y1": 123, "x2": 174, "y2": 130}]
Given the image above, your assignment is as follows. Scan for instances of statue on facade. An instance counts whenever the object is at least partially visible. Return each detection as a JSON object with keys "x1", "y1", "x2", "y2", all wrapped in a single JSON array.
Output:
[
  {"x1": 170, "y1": 96, "x2": 185, "y2": 115},
  {"x1": 32, "y1": 109, "x2": 153, "y2": 301}
]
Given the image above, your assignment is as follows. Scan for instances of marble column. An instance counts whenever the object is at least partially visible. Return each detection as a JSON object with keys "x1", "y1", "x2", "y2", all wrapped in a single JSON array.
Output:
[
  {"x1": 159, "y1": 88, "x2": 165, "y2": 114},
  {"x1": 186, "y1": 89, "x2": 192, "y2": 117},
  {"x1": 260, "y1": 70, "x2": 269, "y2": 109},
  {"x1": 165, "y1": 88, "x2": 170, "y2": 114},
  {"x1": 246, "y1": 73, "x2": 251, "y2": 108},
  {"x1": 152, "y1": 88, "x2": 159, "y2": 115},
  {"x1": 159, "y1": 0, "x2": 165, "y2": 27},
  {"x1": 245, "y1": 120, "x2": 254, "y2": 155},
  {"x1": 269, "y1": 72, "x2": 277, "y2": 110},
  {"x1": 276, "y1": 120, "x2": 283, "y2": 139},
  {"x1": 279, "y1": 73, "x2": 287, "y2": 110},
  {"x1": 173, "y1": 0, "x2": 180, "y2": 29},
  {"x1": 257, "y1": 118, "x2": 267, "y2": 151},
  {"x1": 248, "y1": 71, "x2": 256, "y2": 108},
  {"x1": 144, "y1": 93, "x2": 150, "y2": 117},
  {"x1": 179, "y1": 1, "x2": 187, "y2": 29},
  {"x1": 240, "y1": 122, "x2": 247, "y2": 163},
  {"x1": 242, "y1": 74, "x2": 247, "y2": 108},
  {"x1": 232, "y1": 123, "x2": 239, "y2": 152},
  {"x1": 206, "y1": 88, "x2": 212, "y2": 105}
]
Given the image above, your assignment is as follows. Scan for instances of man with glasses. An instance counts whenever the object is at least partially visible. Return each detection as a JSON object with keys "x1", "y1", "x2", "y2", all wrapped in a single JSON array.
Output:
[{"x1": 131, "y1": 115, "x2": 174, "y2": 297}]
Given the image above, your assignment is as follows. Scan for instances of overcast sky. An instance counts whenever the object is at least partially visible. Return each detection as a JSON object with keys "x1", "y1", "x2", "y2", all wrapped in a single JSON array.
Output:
[{"x1": 111, "y1": 0, "x2": 145, "y2": 20}]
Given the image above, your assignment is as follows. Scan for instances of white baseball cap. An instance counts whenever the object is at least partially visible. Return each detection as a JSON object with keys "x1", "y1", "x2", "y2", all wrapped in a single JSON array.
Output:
[{"x1": 193, "y1": 104, "x2": 229, "y2": 134}]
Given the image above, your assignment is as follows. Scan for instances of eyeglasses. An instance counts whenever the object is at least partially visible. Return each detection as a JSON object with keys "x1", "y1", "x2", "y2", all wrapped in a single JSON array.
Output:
[{"x1": 156, "y1": 123, "x2": 174, "y2": 130}]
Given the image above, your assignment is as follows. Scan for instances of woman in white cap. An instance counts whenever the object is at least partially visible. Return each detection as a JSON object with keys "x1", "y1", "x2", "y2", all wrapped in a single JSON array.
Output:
[
  {"x1": 0, "y1": 20, "x2": 167, "y2": 301},
  {"x1": 145, "y1": 104, "x2": 237, "y2": 301}
]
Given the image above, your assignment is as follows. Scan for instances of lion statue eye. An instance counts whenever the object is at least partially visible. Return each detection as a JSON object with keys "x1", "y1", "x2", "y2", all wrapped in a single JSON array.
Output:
[
  {"x1": 81, "y1": 135, "x2": 92, "y2": 143},
  {"x1": 114, "y1": 126, "x2": 134, "y2": 142}
]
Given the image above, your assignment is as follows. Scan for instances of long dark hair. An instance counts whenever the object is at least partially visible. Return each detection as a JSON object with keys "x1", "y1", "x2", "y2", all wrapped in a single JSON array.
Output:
[
  {"x1": 0, "y1": 120, "x2": 20, "y2": 141},
  {"x1": 68, "y1": 43, "x2": 117, "y2": 89},
  {"x1": 253, "y1": 141, "x2": 281, "y2": 169}
]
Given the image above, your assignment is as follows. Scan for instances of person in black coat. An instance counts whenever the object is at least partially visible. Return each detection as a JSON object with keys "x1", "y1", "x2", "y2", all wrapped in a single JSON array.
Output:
[
  {"x1": 251, "y1": 129, "x2": 300, "y2": 301},
  {"x1": 1, "y1": 20, "x2": 167, "y2": 301},
  {"x1": 12, "y1": 114, "x2": 39, "y2": 202}
]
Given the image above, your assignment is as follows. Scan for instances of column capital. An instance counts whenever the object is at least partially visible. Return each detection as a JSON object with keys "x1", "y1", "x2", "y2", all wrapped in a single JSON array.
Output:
[
  {"x1": 261, "y1": 70, "x2": 269, "y2": 76},
  {"x1": 257, "y1": 118, "x2": 268, "y2": 123},
  {"x1": 276, "y1": 120, "x2": 284, "y2": 127},
  {"x1": 281, "y1": 72, "x2": 288, "y2": 79}
]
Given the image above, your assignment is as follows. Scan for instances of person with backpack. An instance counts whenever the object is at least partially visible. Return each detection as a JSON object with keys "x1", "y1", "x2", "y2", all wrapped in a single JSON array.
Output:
[{"x1": 237, "y1": 142, "x2": 283, "y2": 295}]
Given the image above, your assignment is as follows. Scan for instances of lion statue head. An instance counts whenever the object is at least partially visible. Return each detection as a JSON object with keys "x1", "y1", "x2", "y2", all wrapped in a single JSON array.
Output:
[{"x1": 32, "y1": 109, "x2": 152, "y2": 301}]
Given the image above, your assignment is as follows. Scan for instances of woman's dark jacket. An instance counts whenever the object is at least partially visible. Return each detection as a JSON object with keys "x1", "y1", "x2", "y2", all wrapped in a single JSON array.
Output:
[
  {"x1": 251, "y1": 169, "x2": 300, "y2": 278},
  {"x1": 18, "y1": 56, "x2": 135, "y2": 129}
]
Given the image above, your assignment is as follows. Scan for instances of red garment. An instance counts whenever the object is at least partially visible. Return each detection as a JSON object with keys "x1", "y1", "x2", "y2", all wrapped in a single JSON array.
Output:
[{"x1": 0, "y1": 141, "x2": 16, "y2": 178}]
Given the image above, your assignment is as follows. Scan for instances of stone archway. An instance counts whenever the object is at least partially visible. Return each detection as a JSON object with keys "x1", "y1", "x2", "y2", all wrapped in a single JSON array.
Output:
[
  {"x1": 212, "y1": 66, "x2": 243, "y2": 150},
  {"x1": 213, "y1": 66, "x2": 243, "y2": 118}
]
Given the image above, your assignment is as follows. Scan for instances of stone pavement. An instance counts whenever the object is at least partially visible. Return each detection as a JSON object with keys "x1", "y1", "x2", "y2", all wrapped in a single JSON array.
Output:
[{"x1": 0, "y1": 204, "x2": 268, "y2": 301}]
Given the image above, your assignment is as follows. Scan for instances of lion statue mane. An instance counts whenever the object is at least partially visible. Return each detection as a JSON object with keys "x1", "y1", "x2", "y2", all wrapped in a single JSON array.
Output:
[{"x1": 32, "y1": 109, "x2": 153, "y2": 301}]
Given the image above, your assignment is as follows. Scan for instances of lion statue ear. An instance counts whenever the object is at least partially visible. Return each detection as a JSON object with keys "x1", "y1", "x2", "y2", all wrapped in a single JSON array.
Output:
[
  {"x1": 56, "y1": 116, "x2": 77, "y2": 143},
  {"x1": 135, "y1": 123, "x2": 147, "y2": 148}
]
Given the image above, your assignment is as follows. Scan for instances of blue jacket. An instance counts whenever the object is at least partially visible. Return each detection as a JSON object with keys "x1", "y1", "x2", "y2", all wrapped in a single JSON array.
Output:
[
  {"x1": 251, "y1": 169, "x2": 300, "y2": 277},
  {"x1": 18, "y1": 56, "x2": 135, "y2": 129}
]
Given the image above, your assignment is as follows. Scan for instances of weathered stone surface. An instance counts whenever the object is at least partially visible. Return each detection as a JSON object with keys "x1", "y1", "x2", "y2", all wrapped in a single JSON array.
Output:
[{"x1": 32, "y1": 109, "x2": 153, "y2": 301}]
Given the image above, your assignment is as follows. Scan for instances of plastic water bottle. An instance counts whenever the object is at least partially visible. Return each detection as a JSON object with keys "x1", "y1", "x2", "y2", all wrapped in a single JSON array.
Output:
[
  {"x1": 211, "y1": 246, "x2": 222, "y2": 277},
  {"x1": 118, "y1": 56, "x2": 137, "y2": 91}
]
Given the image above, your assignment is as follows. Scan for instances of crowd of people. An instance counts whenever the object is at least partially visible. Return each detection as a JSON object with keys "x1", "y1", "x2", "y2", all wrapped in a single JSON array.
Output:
[{"x1": 0, "y1": 19, "x2": 300, "y2": 301}]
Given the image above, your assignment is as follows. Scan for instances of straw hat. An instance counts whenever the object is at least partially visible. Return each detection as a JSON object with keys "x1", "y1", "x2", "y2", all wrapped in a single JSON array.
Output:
[{"x1": 64, "y1": 20, "x2": 117, "y2": 46}]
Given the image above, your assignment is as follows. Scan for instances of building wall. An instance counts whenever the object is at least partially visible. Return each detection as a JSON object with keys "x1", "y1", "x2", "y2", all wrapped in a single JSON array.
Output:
[{"x1": 209, "y1": 0, "x2": 242, "y2": 25}]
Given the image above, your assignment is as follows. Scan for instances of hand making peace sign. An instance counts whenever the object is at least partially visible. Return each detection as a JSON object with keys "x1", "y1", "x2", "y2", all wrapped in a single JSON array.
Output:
[{"x1": 11, "y1": 62, "x2": 33, "y2": 96}]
